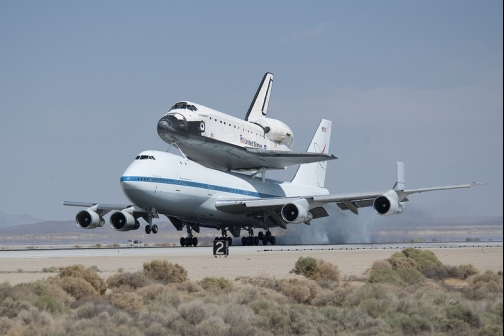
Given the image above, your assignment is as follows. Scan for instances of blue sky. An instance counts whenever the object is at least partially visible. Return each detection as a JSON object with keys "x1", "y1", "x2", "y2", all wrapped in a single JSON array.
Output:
[{"x1": 0, "y1": 1, "x2": 502, "y2": 222}]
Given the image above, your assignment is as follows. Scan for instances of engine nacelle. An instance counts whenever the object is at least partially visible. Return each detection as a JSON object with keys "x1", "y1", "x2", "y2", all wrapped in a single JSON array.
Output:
[
  {"x1": 253, "y1": 118, "x2": 294, "y2": 148},
  {"x1": 281, "y1": 199, "x2": 313, "y2": 224},
  {"x1": 373, "y1": 191, "x2": 404, "y2": 216},
  {"x1": 75, "y1": 210, "x2": 105, "y2": 229},
  {"x1": 110, "y1": 211, "x2": 140, "y2": 231}
]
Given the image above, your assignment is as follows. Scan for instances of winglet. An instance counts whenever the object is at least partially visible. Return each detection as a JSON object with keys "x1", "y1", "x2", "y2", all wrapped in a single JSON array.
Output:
[
  {"x1": 394, "y1": 162, "x2": 405, "y2": 190},
  {"x1": 245, "y1": 72, "x2": 274, "y2": 122}
]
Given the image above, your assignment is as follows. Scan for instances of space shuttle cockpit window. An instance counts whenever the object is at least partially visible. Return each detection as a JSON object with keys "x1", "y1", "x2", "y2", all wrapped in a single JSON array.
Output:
[{"x1": 169, "y1": 102, "x2": 198, "y2": 112}]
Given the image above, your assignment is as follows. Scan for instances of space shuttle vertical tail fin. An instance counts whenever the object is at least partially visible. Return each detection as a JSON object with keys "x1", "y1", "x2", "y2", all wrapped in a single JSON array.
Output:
[
  {"x1": 245, "y1": 72, "x2": 274, "y2": 122},
  {"x1": 291, "y1": 119, "x2": 332, "y2": 188}
]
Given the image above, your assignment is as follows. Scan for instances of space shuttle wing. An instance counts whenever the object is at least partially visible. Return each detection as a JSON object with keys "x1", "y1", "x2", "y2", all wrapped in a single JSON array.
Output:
[{"x1": 241, "y1": 148, "x2": 337, "y2": 169}]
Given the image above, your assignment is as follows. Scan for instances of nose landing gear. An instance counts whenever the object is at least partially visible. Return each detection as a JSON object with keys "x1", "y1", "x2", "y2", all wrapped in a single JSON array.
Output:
[{"x1": 215, "y1": 227, "x2": 233, "y2": 246}]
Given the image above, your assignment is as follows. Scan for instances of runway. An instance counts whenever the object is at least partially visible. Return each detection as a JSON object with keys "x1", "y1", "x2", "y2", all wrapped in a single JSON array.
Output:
[{"x1": 0, "y1": 241, "x2": 502, "y2": 259}]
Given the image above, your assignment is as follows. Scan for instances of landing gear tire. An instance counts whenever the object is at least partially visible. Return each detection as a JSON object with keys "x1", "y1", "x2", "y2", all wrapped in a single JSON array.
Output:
[
  {"x1": 270, "y1": 236, "x2": 276, "y2": 245},
  {"x1": 180, "y1": 237, "x2": 185, "y2": 247},
  {"x1": 226, "y1": 237, "x2": 232, "y2": 246},
  {"x1": 258, "y1": 232, "x2": 264, "y2": 240},
  {"x1": 145, "y1": 225, "x2": 152, "y2": 234},
  {"x1": 192, "y1": 237, "x2": 198, "y2": 247},
  {"x1": 241, "y1": 237, "x2": 246, "y2": 246},
  {"x1": 254, "y1": 236, "x2": 259, "y2": 245},
  {"x1": 152, "y1": 225, "x2": 158, "y2": 234}
]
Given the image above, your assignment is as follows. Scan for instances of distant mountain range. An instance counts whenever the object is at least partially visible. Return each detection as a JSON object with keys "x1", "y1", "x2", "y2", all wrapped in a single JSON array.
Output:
[{"x1": 0, "y1": 210, "x2": 46, "y2": 228}]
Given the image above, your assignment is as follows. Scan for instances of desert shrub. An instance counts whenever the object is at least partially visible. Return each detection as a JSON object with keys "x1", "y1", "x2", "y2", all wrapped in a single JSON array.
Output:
[
  {"x1": 0, "y1": 297, "x2": 31, "y2": 318},
  {"x1": 371, "y1": 259, "x2": 392, "y2": 270},
  {"x1": 344, "y1": 284, "x2": 390, "y2": 307},
  {"x1": 421, "y1": 265, "x2": 449, "y2": 280},
  {"x1": 446, "y1": 303, "x2": 481, "y2": 329},
  {"x1": 478, "y1": 325, "x2": 503, "y2": 336},
  {"x1": 57, "y1": 277, "x2": 99, "y2": 300},
  {"x1": 473, "y1": 270, "x2": 502, "y2": 285},
  {"x1": 75, "y1": 302, "x2": 118, "y2": 320},
  {"x1": 291, "y1": 257, "x2": 340, "y2": 282},
  {"x1": 177, "y1": 280, "x2": 202, "y2": 293},
  {"x1": 17, "y1": 280, "x2": 72, "y2": 306},
  {"x1": 368, "y1": 268, "x2": 406, "y2": 287},
  {"x1": 18, "y1": 306, "x2": 53, "y2": 326},
  {"x1": 359, "y1": 298, "x2": 391, "y2": 318},
  {"x1": 397, "y1": 314, "x2": 432, "y2": 334},
  {"x1": 248, "y1": 298, "x2": 277, "y2": 315},
  {"x1": 143, "y1": 260, "x2": 187, "y2": 284},
  {"x1": 198, "y1": 277, "x2": 232, "y2": 291},
  {"x1": 494, "y1": 302, "x2": 503, "y2": 318},
  {"x1": 232, "y1": 286, "x2": 259, "y2": 305},
  {"x1": 195, "y1": 316, "x2": 227, "y2": 336},
  {"x1": 292, "y1": 257, "x2": 317, "y2": 277},
  {"x1": 387, "y1": 255, "x2": 420, "y2": 270},
  {"x1": 280, "y1": 279, "x2": 319, "y2": 304},
  {"x1": 312, "y1": 259, "x2": 340, "y2": 282},
  {"x1": 42, "y1": 266, "x2": 58, "y2": 273},
  {"x1": 396, "y1": 267, "x2": 424, "y2": 285},
  {"x1": 0, "y1": 316, "x2": 12, "y2": 334},
  {"x1": 34, "y1": 295, "x2": 63, "y2": 314},
  {"x1": 106, "y1": 272, "x2": 150, "y2": 290},
  {"x1": 110, "y1": 292, "x2": 144, "y2": 312},
  {"x1": 177, "y1": 299, "x2": 206, "y2": 325},
  {"x1": 313, "y1": 285, "x2": 355, "y2": 307},
  {"x1": 459, "y1": 264, "x2": 480, "y2": 278},
  {"x1": 58, "y1": 265, "x2": 106, "y2": 295},
  {"x1": 401, "y1": 247, "x2": 443, "y2": 269}
]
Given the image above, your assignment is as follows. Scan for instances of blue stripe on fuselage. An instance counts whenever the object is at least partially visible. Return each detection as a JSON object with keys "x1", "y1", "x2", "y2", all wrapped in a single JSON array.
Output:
[{"x1": 120, "y1": 176, "x2": 276, "y2": 198}]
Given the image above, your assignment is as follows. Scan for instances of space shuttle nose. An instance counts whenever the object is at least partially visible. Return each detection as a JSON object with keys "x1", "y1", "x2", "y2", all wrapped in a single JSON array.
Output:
[{"x1": 157, "y1": 119, "x2": 170, "y2": 134}]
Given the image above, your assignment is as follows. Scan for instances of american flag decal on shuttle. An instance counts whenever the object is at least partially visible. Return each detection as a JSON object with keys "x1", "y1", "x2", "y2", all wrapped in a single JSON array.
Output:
[{"x1": 321, "y1": 127, "x2": 327, "y2": 132}]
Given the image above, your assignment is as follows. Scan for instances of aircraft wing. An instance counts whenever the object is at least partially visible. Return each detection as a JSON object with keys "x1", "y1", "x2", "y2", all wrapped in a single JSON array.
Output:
[
  {"x1": 64, "y1": 201, "x2": 137, "y2": 211},
  {"x1": 63, "y1": 201, "x2": 145, "y2": 217},
  {"x1": 215, "y1": 182, "x2": 481, "y2": 227}
]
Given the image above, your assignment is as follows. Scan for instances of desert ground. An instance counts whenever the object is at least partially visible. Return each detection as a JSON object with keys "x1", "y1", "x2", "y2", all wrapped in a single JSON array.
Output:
[{"x1": 0, "y1": 246, "x2": 502, "y2": 285}]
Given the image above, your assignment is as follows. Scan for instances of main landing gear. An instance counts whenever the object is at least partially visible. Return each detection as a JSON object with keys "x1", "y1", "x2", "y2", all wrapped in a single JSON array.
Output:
[
  {"x1": 215, "y1": 227, "x2": 233, "y2": 246},
  {"x1": 180, "y1": 222, "x2": 198, "y2": 247},
  {"x1": 242, "y1": 229, "x2": 276, "y2": 246}
]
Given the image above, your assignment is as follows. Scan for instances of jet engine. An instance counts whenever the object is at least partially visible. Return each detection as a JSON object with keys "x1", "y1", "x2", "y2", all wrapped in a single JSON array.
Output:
[
  {"x1": 110, "y1": 211, "x2": 140, "y2": 231},
  {"x1": 253, "y1": 118, "x2": 294, "y2": 148},
  {"x1": 75, "y1": 210, "x2": 105, "y2": 229},
  {"x1": 281, "y1": 199, "x2": 313, "y2": 224},
  {"x1": 373, "y1": 191, "x2": 404, "y2": 215}
]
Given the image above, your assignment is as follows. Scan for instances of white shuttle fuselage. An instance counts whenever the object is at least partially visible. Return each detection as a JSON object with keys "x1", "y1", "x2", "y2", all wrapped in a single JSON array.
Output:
[{"x1": 157, "y1": 73, "x2": 336, "y2": 171}]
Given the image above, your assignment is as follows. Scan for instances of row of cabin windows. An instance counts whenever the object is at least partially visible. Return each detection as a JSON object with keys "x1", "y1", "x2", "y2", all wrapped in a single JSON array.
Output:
[
  {"x1": 135, "y1": 155, "x2": 156, "y2": 160},
  {"x1": 208, "y1": 116, "x2": 264, "y2": 137}
]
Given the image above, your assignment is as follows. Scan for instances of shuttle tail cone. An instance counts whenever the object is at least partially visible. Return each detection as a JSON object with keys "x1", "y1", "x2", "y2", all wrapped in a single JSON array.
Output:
[{"x1": 291, "y1": 119, "x2": 332, "y2": 188}]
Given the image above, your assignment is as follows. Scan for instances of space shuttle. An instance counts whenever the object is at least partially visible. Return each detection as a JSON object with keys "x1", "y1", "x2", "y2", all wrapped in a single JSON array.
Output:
[{"x1": 157, "y1": 73, "x2": 337, "y2": 171}]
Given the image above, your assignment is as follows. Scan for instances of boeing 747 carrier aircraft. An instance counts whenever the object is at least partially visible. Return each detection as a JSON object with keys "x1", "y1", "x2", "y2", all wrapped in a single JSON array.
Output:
[
  {"x1": 157, "y1": 73, "x2": 337, "y2": 171},
  {"x1": 65, "y1": 120, "x2": 479, "y2": 246}
]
